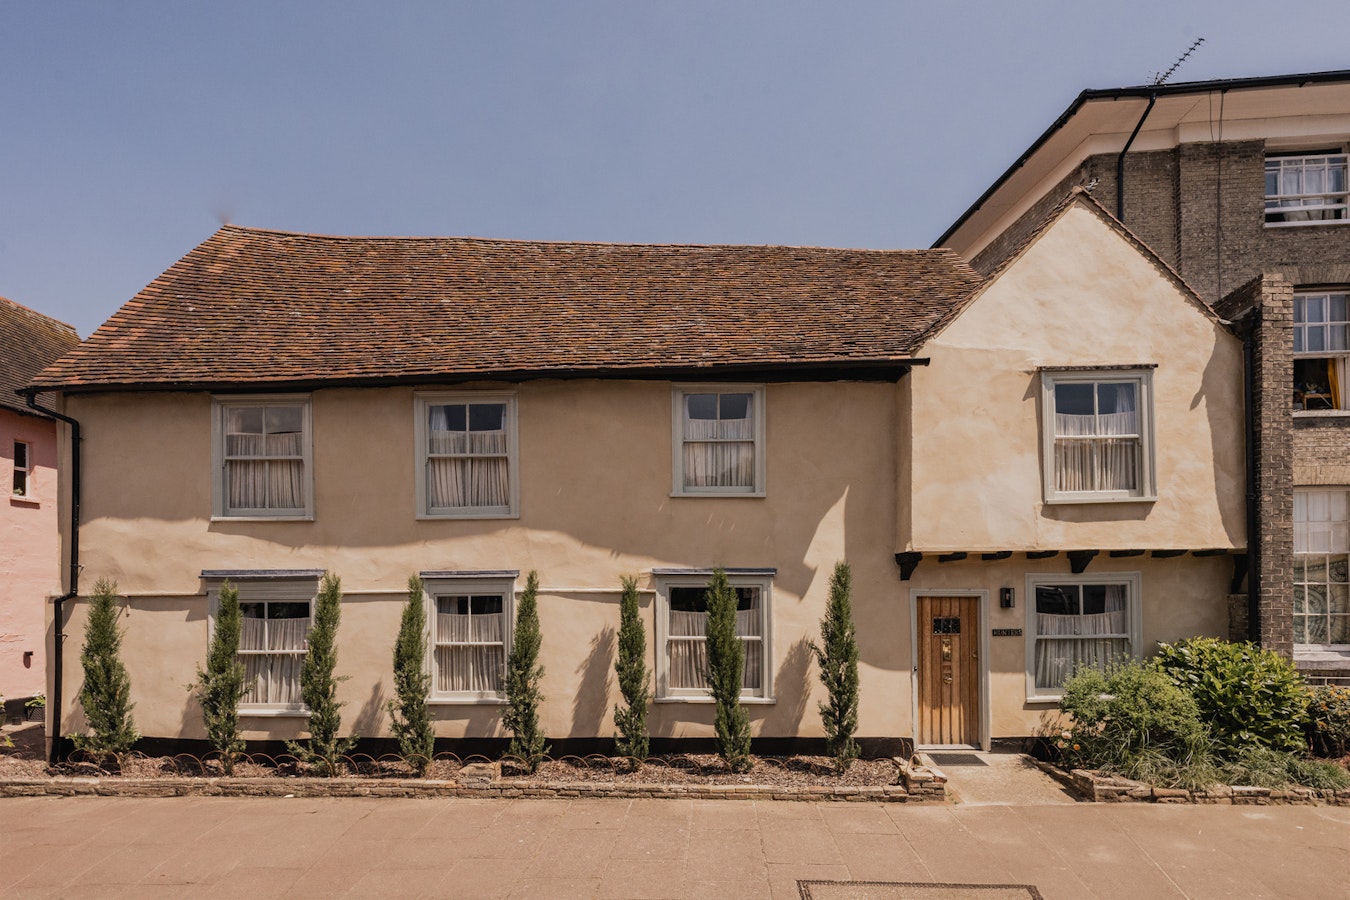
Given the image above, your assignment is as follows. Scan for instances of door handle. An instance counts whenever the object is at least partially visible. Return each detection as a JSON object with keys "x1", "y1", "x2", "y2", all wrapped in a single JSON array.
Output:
[{"x1": 943, "y1": 673, "x2": 953, "y2": 684}]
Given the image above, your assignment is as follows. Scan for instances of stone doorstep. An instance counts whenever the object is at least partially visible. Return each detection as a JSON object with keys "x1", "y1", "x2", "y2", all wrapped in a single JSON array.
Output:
[
  {"x1": 0, "y1": 776, "x2": 921, "y2": 802},
  {"x1": 1031, "y1": 760, "x2": 1350, "y2": 806}
]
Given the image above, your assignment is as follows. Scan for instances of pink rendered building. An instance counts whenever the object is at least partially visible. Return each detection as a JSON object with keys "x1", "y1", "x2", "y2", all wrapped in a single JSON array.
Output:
[{"x1": 1, "y1": 296, "x2": 78, "y2": 719}]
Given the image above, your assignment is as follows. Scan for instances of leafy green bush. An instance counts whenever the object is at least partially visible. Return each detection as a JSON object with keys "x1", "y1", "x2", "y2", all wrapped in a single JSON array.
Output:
[
  {"x1": 1221, "y1": 746, "x2": 1350, "y2": 790},
  {"x1": 1153, "y1": 637, "x2": 1308, "y2": 755},
  {"x1": 73, "y1": 578, "x2": 140, "y2": 758},
  {"x1": 504, "y1": 571, "x2": 549, "y2": 773},
  {"x1": 705, "y1": 569, "x2": 752, "y2": 773},
  {"x1": 194, "y1": 581, "x2": 249, "y2": 774},
  {"x1": 812, "y1": 561, "x2": 859, "y2": 773},
  {"x1": 389, "y1": 575, "x2": 434, "y2": 775},
  {"x1": 1305, "y1": 684, "x2": 1350, "y2": 758},
  {"x1": 1058, "y1": 662, "x2": 1216, "y2": 789},
  {"x1": 612, "y1": 575, "x2": 650, "y2": 762}
]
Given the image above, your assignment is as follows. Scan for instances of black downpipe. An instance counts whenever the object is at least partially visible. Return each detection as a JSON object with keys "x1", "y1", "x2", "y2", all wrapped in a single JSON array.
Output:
[
  {"x1": 23, "y1": 390, "x2": 79, "y2": 764},
  {"x1": 1243, "y1": 334, "x2": 1260, "y2": 643},
  {"x1": 1116, "y1": 94, "x2": 1157, "y2": 224}
]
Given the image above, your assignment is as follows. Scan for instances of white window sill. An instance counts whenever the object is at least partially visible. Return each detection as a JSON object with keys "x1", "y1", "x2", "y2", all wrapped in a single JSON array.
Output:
[
  {"x1": 211, "y1": 516, "x2": 314, "y2": 523},
  {"x1": 239, "y1": 708, "x2": 309, "y2": 717},
  {"x1": 670, "y1": 491, "x2": 766, "y2": 499},
  {"x1": 428, "y1": 697, "x2": 507, "y2": 705},
  {"x1": 1024, "y1": 696, "x2": 1062, "y2": 705},
  {"x1": 1043, "y1": 495, "x2": 1158, "y2": 506},
  {"x1": 417, "y1": 512, "x2": 520, "y2": 521},
  {"x1": 1264, "y1": 220, "x2": 1349, "y2": 228},
  {"x1": 655, "y1": 696, "x2": 776, "y2": 705},
  {"x1": 1292, "y1": 409, "x2": 1350, "y2": 418}
]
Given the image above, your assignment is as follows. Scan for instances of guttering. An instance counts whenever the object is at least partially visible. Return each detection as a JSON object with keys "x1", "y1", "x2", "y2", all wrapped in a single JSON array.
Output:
[
  {"x1": 32, "y1": 357, "x2": 933, "y2": 395},
  {"x1": 1243, "y1": 334, "x2": 1260, "y2": 643},
  {"x1": 933, "y1": 67, "x2": 1350, "y2": 248},
  {"x1": 23, "y1": 389, "x2": 79, "y2": 765},
  {"x1": 1116, "y1": 94, "x2": 1157, "y2": 223}
]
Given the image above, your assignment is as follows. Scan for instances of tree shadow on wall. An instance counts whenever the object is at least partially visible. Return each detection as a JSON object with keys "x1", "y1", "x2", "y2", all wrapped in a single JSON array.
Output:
[{"x1": 572, "y1": 625, "x2": 615, "y2": 741}]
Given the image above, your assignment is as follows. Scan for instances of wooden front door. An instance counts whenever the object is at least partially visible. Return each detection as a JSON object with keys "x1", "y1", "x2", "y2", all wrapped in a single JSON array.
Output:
[{"x1": 916, "y1": 595, "x2": 980, "y2": 747}]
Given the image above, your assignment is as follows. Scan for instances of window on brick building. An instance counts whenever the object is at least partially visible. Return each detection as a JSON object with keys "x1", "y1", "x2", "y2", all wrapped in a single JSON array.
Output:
[
  {"x1": 1294, "y1": 489, "x2": 1350, "y2": 648},
  {"x1": 1265, "y1": 151, "x2": 1349, "y2": 225},
  {"x1": 1293, "y1": 291, "x2": 1350, "y2": 412}
]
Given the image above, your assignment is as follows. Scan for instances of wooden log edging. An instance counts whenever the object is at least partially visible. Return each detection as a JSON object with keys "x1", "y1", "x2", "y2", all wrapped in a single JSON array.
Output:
[{"x1": 1032, "y1": 760, "x2": 1350, "y2": 806}]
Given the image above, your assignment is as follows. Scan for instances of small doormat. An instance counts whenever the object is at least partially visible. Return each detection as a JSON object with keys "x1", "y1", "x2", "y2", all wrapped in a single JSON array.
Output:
[
  {"x1": 924, "y1": 753, "x2": 988, "y2": 767},
  {"x1": 799, "y1": 882, "x2": 1043, "y2": 900}
]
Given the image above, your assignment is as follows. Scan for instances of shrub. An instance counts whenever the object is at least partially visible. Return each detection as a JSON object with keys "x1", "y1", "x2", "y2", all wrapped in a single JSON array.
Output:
[
  {"x1": 389, "y1": 575, "x2": 435, "y2": 775},
  {"x1": 193, "y1": 581, "x2": 249, "y2": 774},
  {"x1": 1306, "y1": 684, "x2": 1350, "y2": 758},
  {"x1": 612, "y1": 575, "x2": 650, "y2": 762},
  {"x1": 705, "y1": 568, "x2": 752, "y2": 773},
  {"x1": 1058, "y1": 661, "x2": 1216, "y2": 789},
  {"x1": 504, "y1": 571, "x2": 548, "y2": 773},
  {"x1": 73, "y1": 577, "x2": 140, "y2": 758},
  {"x1": 1153, "y1": 637, "x2": 1308, "y2": 755},
  {"x1": 285, "y1": 573, "x2": 356, "y2": 776},
  {"x1": 811, "y1": 561, "x2": 859, "y2": 773},
  {"x1": 1221, "y1": 746, "x2": 1350, "y2": 790}
]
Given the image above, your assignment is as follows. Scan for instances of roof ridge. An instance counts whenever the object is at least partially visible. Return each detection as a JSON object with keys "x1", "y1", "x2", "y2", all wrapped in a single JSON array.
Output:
[
  {"x1": 0, "y1": 294, "x2": 79, "y2": 337},
  {"x1": 217, "y1": 223, "x2": 959, "y2": 256}
]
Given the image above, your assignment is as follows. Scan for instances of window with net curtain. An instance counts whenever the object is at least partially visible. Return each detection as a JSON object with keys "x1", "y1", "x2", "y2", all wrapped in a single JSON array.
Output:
[
  {"x1": 423, "y1": 576, "x2": 514, "y2": 700},
  {"x1": 416, "y1": 393, "x2": 517, "y2": 517},
  {"x1": 1028, "y1": 576, "x2": 1138, "y2": 697},
  {"x1": 239, "y1": 600, "x2": 310, "y2": 708},
  {"x1": 657, "y1": 576, "x2": 770, "y2": 699},
  {"x1": 674, "y1": 386, "x2": 764, "y2": 495},
  {"x1": 1042, "y1": 370, "x2": 1153, "y2": 502},
  {"x1": 216, "y1": 398, "x2": 310, "y2": 517},
  {"x1": 1294, "y1": 488, "x2": 1350, "y2": 647}
]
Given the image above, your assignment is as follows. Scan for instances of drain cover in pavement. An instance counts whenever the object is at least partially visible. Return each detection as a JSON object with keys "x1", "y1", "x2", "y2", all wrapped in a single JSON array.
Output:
[
  {"x1": 799, "y1": 882, "x2": 1043, "y2": 900},
  {"x1": 924, "y1": 753, "x2": 988, "y2": 766}
]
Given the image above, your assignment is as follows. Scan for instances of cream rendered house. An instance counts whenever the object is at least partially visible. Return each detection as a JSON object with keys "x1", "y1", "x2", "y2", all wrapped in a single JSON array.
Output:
[{"x1": 27, "y1": 194, "x2": 1244, "y2": 757}]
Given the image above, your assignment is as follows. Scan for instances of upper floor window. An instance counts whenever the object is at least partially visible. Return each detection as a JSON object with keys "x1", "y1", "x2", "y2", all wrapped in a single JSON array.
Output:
[
  {"x1": 654, "y1": 570, "x2": 773, "y2": 701},
  {"x1": 12, "y1": 440, "x2": 31, "y2": 497},
  {"x1": 422, "y1": 572, "x2": 516, "y2": 701},
  {"x1": 414, "y1": 392, "x2": 519, "y2": 518},
  {"x1": 1041, "y1": 369, "x2": 1156, "y2": 503},
  {"x1": 1294, "y1": 291, "x2": 1349, "y2": 412},
  {"x1": 1294, "y1": 489, "x2": 1349, "y2": 648},
  {"x1": 672, "y1": 385, "x2": 766, "y2": 496},
  {"x1": 1265, "y1": 151, "x2": 1348, "y2": 226},
  {"x1": 212, "y1": 396, "x2": 313, "y2": 519}
]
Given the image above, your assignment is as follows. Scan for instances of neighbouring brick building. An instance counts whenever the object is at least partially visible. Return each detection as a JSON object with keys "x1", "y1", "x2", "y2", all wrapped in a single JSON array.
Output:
[{"x1": 938, "y1": 69, "x2": 1350, "y2": 683}]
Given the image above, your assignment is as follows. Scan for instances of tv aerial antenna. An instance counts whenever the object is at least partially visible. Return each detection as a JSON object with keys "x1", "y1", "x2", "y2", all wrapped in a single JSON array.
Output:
[{"x1": 1151, "y1": 37, "x2": 1205, "y2": 85}]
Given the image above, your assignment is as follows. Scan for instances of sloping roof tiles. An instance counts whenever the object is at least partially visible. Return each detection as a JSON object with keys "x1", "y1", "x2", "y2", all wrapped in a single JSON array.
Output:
[
  {"x1": 0, "y1": 296, "x2": 79, "y2": 415},
  {"x1": 30, "y1": 226, "x2": 982, "y2": 392}
]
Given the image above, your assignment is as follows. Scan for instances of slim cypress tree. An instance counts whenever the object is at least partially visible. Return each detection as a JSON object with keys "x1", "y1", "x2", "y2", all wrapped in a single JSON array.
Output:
[
  {"x1": 389, "y1": 575, "x2": 435, "y2": 775},
  {"x1": 194, "y1": 581, "x2": 249, "y2": 774},
  {"x1": 812, "y1": 561, "x2": 860, "y2": 772},
  {"x1": 612, "y1": 575, "x2": 650, "y2": 762},
  {"x1": 73, "y1": 577, "x2": 140, "y2": 759},
  {"x1": 504, "y1": 570, "x2": 549, "y2": 773},
  {"x1": 705, "y1": 568, "x2": 752, "y2": 773},
  {"x1": 285, "y1": 572, "x2": 356, "y2": 776}
]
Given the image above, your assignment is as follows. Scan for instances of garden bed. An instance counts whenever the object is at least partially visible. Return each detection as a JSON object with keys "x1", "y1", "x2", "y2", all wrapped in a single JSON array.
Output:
[{"x1": 1033, "y1": 760, "x2": 1350, "y2": 806}]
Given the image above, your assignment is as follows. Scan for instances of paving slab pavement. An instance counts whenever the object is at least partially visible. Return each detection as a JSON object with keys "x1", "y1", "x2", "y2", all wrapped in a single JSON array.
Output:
[
  {"x1": 923, "y1": 751, "x2": 1077, "y2": 807},
  {"x1": 1, "y1": 795, "x2": 1346, "y2": 899}
]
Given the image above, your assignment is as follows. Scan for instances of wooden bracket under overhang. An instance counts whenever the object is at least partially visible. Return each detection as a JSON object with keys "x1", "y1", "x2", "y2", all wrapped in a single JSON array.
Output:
[{"x1": 894, "y1": 547, "x2": 1246, "y2": 581}]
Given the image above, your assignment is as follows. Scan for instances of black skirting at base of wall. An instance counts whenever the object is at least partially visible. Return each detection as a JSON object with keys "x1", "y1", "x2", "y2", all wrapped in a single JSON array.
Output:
[{"x1": 65, "y1": 735, "x2": 912, "y2": 763}]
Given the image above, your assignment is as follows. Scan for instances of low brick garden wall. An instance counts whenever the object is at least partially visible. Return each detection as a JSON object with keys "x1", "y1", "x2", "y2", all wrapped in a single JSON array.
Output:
[{"x1": 1033, "y1": 761, "x2": 1350, "y2": 806}]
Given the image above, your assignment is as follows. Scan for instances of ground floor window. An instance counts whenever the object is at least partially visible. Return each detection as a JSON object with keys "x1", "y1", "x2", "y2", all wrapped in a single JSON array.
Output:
[
  {"x1": 1295, "y1": 489, "x2": 1350, "y2": 647},
  {"x1": 1026, "y1": 573, "x2": 1140, "y2": 699},
  {"x1": 204, "y1": 570, "x2": 321, "y2": 714},
  {"x1": 422, "y1": 572, "x2": 516, "y2": 701},
  {"x1": 653, "y1": 569, "x2": 772, "y2": 700}
]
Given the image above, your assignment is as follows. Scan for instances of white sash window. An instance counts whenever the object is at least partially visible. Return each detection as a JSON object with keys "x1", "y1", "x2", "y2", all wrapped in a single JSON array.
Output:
[
  {"x1": 415, "y1": 393, "x2": 519, "y2": 518},
  {"x1": 1026, "y1": 573, "x2": 1141, "y2": 700},
  {"x1": 672, "y1": 385, "x2": 766, "y2": 496},
  {"x1": 1041, "y1": 369, "x2": 1155, "y2": 503},
  {"x1": 212, "y1": 396, "x2": 313, "y2": 519}
]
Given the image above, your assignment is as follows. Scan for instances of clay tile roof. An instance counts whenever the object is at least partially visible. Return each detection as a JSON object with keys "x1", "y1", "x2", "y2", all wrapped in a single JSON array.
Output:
[
  {"x1": 0, "y1": 296, "x2": 80, "y2": 415},
  {"x1": 30, "y1": 225, "x2": 982, "y2": 391}
]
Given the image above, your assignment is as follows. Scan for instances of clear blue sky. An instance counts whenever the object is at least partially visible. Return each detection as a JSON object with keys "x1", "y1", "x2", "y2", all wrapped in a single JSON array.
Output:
[{"x1": 3, "y1": 2, "x2": 1347, "y2": 337}]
